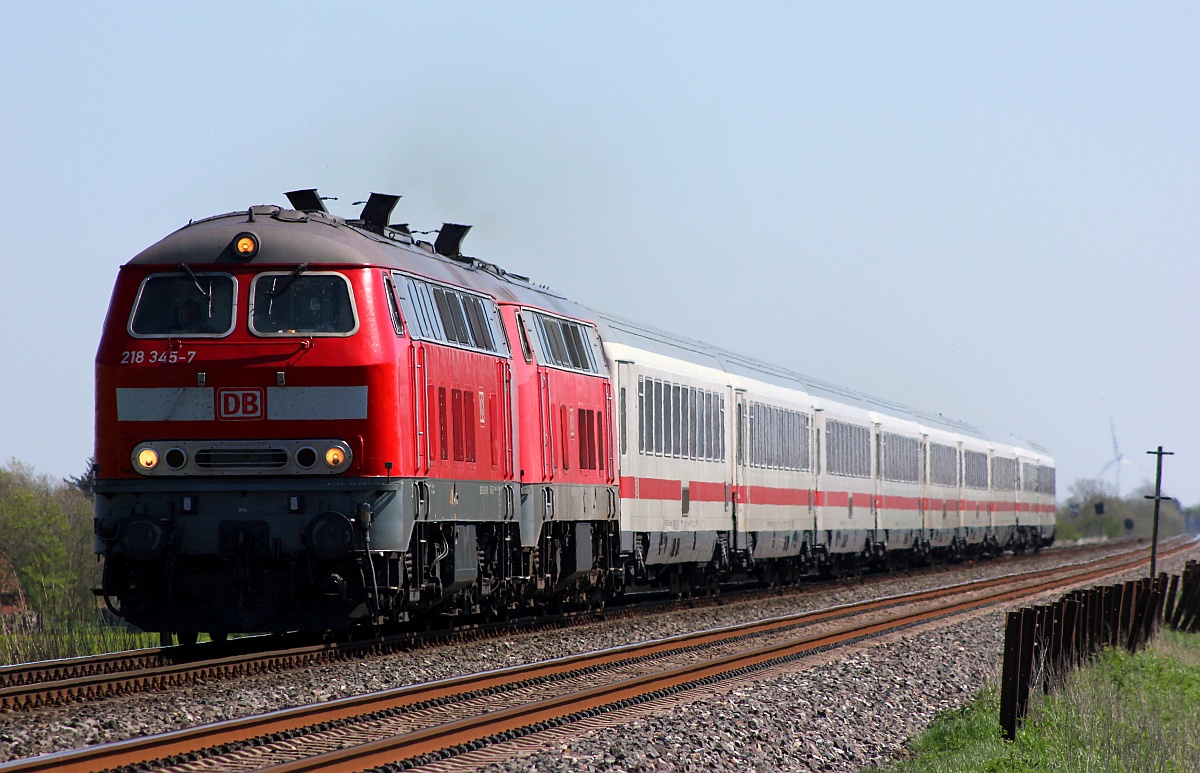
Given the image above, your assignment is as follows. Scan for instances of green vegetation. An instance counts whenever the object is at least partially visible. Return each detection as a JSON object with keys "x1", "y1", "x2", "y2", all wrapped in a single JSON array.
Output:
[
  {"x1": 0, "y1": 459, "x2": 157, "y2": 664},
  {"x1": 1, "y1": 619, "x2": 158, "y2": 665},
  {"x1": 1055, "y1": 477, "x2": 1193, "y2": 542},
  {"x1": 0, "y1": 461, "x2": 95, "y2": 616},
  {"x1": 872, "y1": 630, "x2": 1200, "y2": 773}
]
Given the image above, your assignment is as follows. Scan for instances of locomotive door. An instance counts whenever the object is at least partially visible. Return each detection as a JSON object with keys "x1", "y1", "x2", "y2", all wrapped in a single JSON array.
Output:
[
  {"x1": 602, "y1": 380, "x2": 615, "y2": 485},
  {"x1": 412, "y1": 340, "x2": 431, "y2": 475},
  {"x1": 499, "y1": 359, "x2": 514, "y2": 480},
  {"x1": 537, "y1": 367, "x2": 554, "y2": 480}
]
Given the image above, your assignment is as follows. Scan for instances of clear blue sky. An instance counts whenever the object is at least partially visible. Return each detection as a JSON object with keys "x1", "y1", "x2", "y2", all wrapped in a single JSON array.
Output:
[{"x1": 1, "y1": 3, "x2": 1196, "y2": 503}]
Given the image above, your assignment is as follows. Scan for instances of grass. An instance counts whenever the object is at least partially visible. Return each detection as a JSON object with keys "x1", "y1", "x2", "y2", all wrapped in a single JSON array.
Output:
[
  {"x1": 869, "y1": 629, "x2": 1200, "y2": 773},
  {"x1": 0, "y1": 613, "x2": 159, "y2": 666}
]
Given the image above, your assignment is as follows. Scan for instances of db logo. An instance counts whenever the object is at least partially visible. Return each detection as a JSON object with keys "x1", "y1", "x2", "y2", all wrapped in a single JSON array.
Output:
[{"x1": 217, "y1": 388, "x2": 265, "y2": 420}]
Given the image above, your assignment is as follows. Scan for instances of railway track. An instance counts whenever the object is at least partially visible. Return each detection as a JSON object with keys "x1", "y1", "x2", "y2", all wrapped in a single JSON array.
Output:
[
  {"x1": 0, "y1": 539, "x2": 1133, "y2": 714},
  {"x1": 3, "y1": 537, "x2": 1189, "y2": 773}
]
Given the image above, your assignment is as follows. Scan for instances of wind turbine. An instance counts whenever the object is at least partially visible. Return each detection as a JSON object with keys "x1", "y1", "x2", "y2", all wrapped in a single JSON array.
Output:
[{"x1": 1096, "y1": 416, "x2": 1130, "y2": 497}]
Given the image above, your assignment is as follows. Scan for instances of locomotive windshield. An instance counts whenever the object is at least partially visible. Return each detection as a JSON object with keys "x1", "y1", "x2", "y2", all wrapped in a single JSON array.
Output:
[
  {"x1": 249, "y1": 271, "x2": 358, "y2": 336},
  {"x1": 129, "y1": 272, "x2": 236, "y2": 337}
]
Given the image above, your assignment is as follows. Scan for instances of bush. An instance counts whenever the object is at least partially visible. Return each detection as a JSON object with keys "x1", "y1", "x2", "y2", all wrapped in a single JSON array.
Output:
[
  {"x1": 1057, "y1": 478, "x2": 1191, "y2": 542},
  {"x1": 0, "y1": 459, "x2": 133, "y2": 663}
]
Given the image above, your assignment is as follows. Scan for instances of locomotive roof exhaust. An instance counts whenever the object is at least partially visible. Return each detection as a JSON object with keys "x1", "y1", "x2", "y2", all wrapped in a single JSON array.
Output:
[
  {"x1": 359, "y1": 193, "x2": 400, "y2": 234},
  {"x1": 284, "y1": 189, "x2": 467, "y2": 254},
  {"x1": 434, "y1": 223, "x2": 472, "y2": 258},
  {"x1": 285, "y1": 189, "x2": 328, "y2": 214}
]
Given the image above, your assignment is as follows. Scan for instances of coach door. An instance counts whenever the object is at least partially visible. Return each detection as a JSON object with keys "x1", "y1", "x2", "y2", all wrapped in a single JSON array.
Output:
[
  {"x1": 918, "y1": 436, "x2": 929, "y2": 535},
  {"x1": 732, "y1": 389, "x2": 748, "y2": 553},
  {"x1": 872, "y1": 423, "x2": 882, "y2": 540}
]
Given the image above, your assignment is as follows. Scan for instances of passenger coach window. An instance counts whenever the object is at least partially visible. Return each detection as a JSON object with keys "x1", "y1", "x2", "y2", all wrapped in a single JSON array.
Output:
[
  {"x1": 963, "y1": 450, "x2": 989, "y2": 489},
  {"x1": 929, "y1": 443, "x2": 959, "y2": 487},
  {"x1": 636, "y1": 376, "x2": 725, "y2": 462},
  {"x1": 991, "y1": 457, "x2": 1019, "y2": 491},
  {"x1": 1021, "y1": 463, "x2": 1038, "y2": 492},
  {"x1": 826, "y1": 420, "x2": 871, "y2": 478},
  {"x1": 1036, "y1": 465, "x2": 1056, "y2": 495},
  {"x1": 747, "y1": 402, "x2": 813, "y2": 471},
  {"x1": 129, "y1": 271, "x2": 236, "y2": 337},
  {"x1": 879, "y1": 432, "x2": 919, "y2": 483},
  {"x1": 250, "y1": 272, "x2": 357, "y2": 336}
]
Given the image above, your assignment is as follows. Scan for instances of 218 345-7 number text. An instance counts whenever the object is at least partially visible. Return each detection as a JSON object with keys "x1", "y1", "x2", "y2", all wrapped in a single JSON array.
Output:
[{"x1": 120, "y1": 349, "x2": 197, "y2": 365}]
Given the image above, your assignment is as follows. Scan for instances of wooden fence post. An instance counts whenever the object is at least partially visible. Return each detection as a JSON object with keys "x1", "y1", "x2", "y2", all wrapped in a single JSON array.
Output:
[
  {"x1": 1164, "y1": 573, "x2": 1180, "y2": 627},
  {"x1": 1000, "y1": 610, "x2": 1024, "y2": 741}
]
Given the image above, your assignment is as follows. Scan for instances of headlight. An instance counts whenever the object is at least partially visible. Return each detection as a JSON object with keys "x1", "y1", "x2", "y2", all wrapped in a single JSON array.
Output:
[
  {"x1": 134, "y1": 446, "x2": 159, "y2": 472},
  {"x1": 233, "y1": 232, "x2": 259, "y2": 258},
  {"x1": 323, "y1": 442, "x2": 352, "y2": 471}
]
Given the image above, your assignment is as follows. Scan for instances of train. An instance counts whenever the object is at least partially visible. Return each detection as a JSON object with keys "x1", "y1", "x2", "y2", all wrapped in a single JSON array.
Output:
[{"x1": 93, "y1": 189, "x2": 1056, "y2": 641}]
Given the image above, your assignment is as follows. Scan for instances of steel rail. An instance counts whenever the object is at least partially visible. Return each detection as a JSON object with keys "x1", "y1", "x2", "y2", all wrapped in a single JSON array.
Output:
[
  {"x1": 0, "y1": 649, "x2": 167, "y2": 690},
  {"x1": 2, "y1": 537, "x2": 1189, "y2": 773},
  {"x1": 2, "y1": 537, "x2": 1139, "y2": 713},
  {"x1": 256, "y1": 538, "x2": 1196, "y2": 773}
]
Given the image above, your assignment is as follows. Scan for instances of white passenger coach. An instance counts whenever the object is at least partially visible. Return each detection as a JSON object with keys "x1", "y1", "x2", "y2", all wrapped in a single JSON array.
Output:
[{"x1": 595, "y1": 310, "x2": 1056, "y2": 580}]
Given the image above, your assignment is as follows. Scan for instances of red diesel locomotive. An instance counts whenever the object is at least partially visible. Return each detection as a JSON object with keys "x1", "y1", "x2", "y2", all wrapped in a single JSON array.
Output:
[{"x1": 95, "y1": 191, "x2": 616, "y2": 638}]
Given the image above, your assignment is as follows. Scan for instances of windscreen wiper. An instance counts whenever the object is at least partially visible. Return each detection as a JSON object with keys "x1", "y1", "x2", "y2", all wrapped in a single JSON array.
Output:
[
  {"x1": 267, "y1": 263, "x2": 309, "y2": 315},
  {"x1": 179, "y1": 263, "x2": 213, "y2": 317},
  {"x1": 179, "y1": 264, "x2": 210, "y2": 299},
  {"x1": 269, "y1": 263, "x2": 309, "y2": 298}
]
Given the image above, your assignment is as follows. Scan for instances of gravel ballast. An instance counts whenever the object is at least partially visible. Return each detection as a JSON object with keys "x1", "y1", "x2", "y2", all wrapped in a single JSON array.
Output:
[
  {"x1": 468, "y1": 547, "x2": 1200, "y2": 773},
  {"x1": 0, "y1": 541, "x2": 1193, "y2": 769}
]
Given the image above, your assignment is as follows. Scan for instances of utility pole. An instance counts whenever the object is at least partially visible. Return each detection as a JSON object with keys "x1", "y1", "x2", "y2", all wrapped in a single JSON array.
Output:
[{"x1": 1144, "y1": 446, "x2": 1173, "y2": 577}]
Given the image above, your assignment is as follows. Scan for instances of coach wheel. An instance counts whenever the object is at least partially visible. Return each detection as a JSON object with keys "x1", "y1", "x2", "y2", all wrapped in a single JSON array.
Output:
[
  {"x1": 210, "y1": 632, "x2": 228, "y2": 643},
  {"x1": 176, "y1": 631, "x2": 198, "y2": 646}
]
